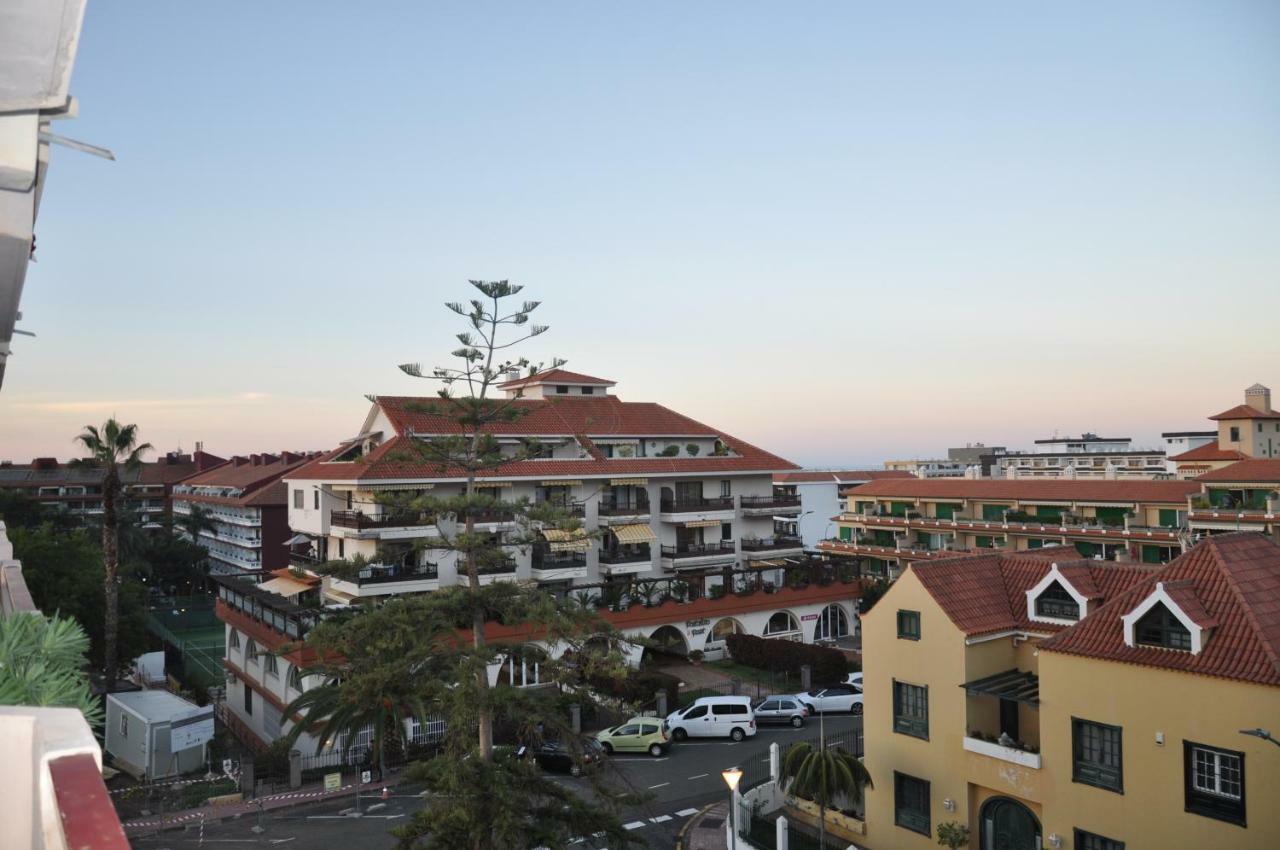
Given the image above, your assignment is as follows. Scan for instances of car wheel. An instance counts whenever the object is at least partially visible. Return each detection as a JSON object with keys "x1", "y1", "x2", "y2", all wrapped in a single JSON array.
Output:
[
  {"x1": 804, "y1": 703, "x2": 817, "y2": 716},
  {"x1": 570, "y1": 764, "x2": 582, "y2": 777},
  {"x1": 730, "y1": 727, "x2": 745, "y2": 742},
  {"x1": 852, "y1": 703, "x2": 863, "y2": 716},
  {"x1": 672, "y1": 727, "x2": 688, "y2": 742},
  {"x1": 648, "y1": 743, "x2": 664, "y2": 757},
  {"x1": 790, "y1": 715, "x2": 804, "y2": 728},
  {"x1": 601, "y1": 742, "x2": 613, "y2": 754}
]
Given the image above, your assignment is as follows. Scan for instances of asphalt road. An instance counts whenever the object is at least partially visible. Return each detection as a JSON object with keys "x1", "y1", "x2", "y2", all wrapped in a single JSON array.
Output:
[{"x1": 130, "y1": 713, "x2": 864, "y2": 850}]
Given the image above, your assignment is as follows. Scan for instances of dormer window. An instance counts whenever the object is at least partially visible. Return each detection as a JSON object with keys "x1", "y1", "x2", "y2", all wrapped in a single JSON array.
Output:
[
  {"x1": 1135, "y1": 604, "x2": 1192, "y2": 651},
  {"x1": 1035, "y1": 582, "x2": 1080, "y2": 620}
]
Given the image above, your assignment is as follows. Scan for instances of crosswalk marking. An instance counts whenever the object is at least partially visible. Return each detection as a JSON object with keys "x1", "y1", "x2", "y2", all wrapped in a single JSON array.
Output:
[
  {"x1": 675, "y1": 808, "x2": 700, "y2": 817},
  {"x1": 623, "y1": 820, "x2": 647, "y2": 830},
  {"x1": 650, "y1": 814, "x2": 673, "y2": 823}
]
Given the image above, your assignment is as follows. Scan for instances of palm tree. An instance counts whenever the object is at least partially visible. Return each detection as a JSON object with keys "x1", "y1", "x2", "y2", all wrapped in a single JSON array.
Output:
[
  {"x1": 71, "y1": 420, "x2": 152, "y2": 692},
  {"x1": 780, "y1": 739, "x2": 873, "y2": 849}
]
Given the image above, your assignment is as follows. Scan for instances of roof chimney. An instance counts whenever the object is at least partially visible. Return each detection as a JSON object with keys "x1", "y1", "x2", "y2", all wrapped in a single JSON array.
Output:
[
  {"x1": 232, "y1": 456, "x2": 249, "y2": 467},
  {"x1": 33, "y1": 457, "x2": 58, "y2": 471},
  {"x1": 1245, "y1": 383, "x2": 1271, "y2": 413}
]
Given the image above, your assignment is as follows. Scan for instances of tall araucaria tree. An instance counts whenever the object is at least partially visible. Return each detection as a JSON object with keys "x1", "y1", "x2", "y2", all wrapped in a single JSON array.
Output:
[
  {"x1": 71, "y1": 419, "x2": 152, "y2": 692},
  {"x1": 290, "y1": 281, "x2": 646, "y2": 849}
]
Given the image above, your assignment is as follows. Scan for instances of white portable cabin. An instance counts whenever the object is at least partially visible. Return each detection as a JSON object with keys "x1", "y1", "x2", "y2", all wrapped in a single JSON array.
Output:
[{"x1": 104, "y1": 690, "x2": 213, "y2": 780}]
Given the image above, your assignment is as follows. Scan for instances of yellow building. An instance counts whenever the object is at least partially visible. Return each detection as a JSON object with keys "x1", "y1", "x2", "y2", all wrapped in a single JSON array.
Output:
[
  {"x1": 820, "y1": 478, "x2": 1199, "y2": 577},
  {"x1": 860, "y1": 533, "x2": 1280, "y2": 850},
  {"x1": 1171, "y1": 383, "x2": 1280, "y2": 477}
]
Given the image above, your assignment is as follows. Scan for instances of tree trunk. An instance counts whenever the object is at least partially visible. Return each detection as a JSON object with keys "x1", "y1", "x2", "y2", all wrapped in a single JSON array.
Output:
[
  {"x1": 467, "y1": 420, "x2": 492, "y2": 761},
  {"x1": 102, "y1": 465, "x2": 120, "y2": 693}
]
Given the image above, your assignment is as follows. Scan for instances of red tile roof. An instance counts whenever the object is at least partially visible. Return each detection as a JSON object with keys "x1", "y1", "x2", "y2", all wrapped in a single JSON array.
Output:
[
  {"x1": 176, "y1": 454, "x2": 316, "y2": 505},
  {"x1": 907, "y1": 547, "x2": 1158, "y2": 638},
  {"x1": 1169, "y1": 443, "x2": 1246, "y2": 462},
  {"x1": 775, "y1": 470, "x2": 914, "y2": 484},
  {"x1": 1209, "y1": 404, "x2": 1280, "y2": 421},
  {"x1": 1041, "y1": 533, "x2": 1280, "y2": 687},
  {"x1": 287, "y1": 396, "x2": 798, "y2": 482},
  {"x1": 841, "y1": 478, "x2": 1200, "y2": 504},
  {"x1": 1195, "y1": 459, "x2": 1280, "y2": 483},
  {"x1": 498, "y1": 368, "x2": 615, "y2": 388}
]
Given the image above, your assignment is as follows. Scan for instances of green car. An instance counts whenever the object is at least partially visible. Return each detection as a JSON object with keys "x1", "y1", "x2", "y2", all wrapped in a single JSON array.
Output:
[{"x1": 595, "y1": 716, "x2": 671, "y2": 757}]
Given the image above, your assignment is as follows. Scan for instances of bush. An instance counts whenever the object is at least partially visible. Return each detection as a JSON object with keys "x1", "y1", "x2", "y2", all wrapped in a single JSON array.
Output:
[
  {"x1": 657, "y1": 445, "x2": 680, "y2": 457},
  {"x1": 724, "y1": 634, "x2": 846, "y2": 684}
]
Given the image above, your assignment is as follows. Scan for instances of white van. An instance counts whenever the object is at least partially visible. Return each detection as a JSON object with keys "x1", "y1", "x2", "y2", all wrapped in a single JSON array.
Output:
[{"x1": 665, "y1": 696, "x2": 757, "y2": 742}]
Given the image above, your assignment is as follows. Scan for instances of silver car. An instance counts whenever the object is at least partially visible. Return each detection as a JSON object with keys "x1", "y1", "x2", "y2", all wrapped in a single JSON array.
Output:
[{"x1": 752, "y1": 695, "x2": 808, "y2": 728}]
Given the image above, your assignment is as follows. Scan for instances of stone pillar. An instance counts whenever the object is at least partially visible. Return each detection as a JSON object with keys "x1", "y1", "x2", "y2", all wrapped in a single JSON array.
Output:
[
  {"x1": 655, "y1": 689, "x2": 668, "y2": 717},
  {"x1": 240, "y1": 758, "x2": 255, "y2": 798},
  {"x1": 769, "y1": 742, "x2": 780, "y2": 782},
  {"x1": 289, "y1": 749, "x2": 302, "y2": 789},
  {"x1": 800, "y1": 664, "x2": 812, "y2": 691},
  {"x1": 570, "y1": 703, "x2": 582, "y2": 734},
  {"x1": 776, "y1": 815, "x2": 789, "y2": 850}
]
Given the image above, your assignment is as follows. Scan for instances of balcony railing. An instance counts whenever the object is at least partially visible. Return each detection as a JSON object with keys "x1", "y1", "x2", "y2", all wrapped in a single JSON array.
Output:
[
  {"x1": 533, "y1": 553, "x2": 588, "y2": 571},
  {"x1": 661, "y1": 541, "x2": 736, "y2": 559},
  {"x1": 740, "y1": 535, "x2": 804, "y2": 552},
  {"x1": 289, "y1": 551, "x2": 322, "y2": 568},
  {"x1": 331, "y1": 509, "x2": 434, "y2": 530},
  {"x1": 354, "y1": 562, "x2": 439, "y2": 585},
  {"x1": 466, "y1": 505, "x2": 518, "y2": 524},
  {"x1": 475, "y1": 556, "x2": 518, "y2": 575},
  {"x1": 660, "y1": 496, "x2": 734, "y2": 513},
  {"x1": 598, "y1": 497, "x2": 651, "y2": 516},
  {"x1": 536, "y1": 499, "x2": 587, "y2": 518},
  {"x1": 845, "y1": 512, "x2": 1182, "y2": 540},
  {"x1": 741, "y1": 494, "x2": 802, "y2": 510},
  {"x1": 599, "y1": 546, "x2": 651, "y2": 565}
]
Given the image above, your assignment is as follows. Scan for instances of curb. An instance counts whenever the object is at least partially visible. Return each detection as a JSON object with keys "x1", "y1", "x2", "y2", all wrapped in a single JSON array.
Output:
[{"x1": 674, "y1": 803, "x2": 717, "y2": 850}]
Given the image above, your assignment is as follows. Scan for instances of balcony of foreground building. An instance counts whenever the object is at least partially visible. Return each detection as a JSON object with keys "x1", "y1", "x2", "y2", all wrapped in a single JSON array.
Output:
[
  {"x1": 740, "y1": 535, "x2": 805, "y2": 558},
  {"x1": 841, "y1": 511, "x2": 1183, "y2": 543},
  {"x1": 326, "y1": 561, "x2": 441, "y2": 601},
  {"x1": 660, "y1": 540, "x2": 737, "y2": 570},
  {"x1": 961, "y1": 669, "x2": 1044, "y2": 788},
  {"x1": 0, "y1": 706, "x2": 131, "y2": 850},
  {"x1": 213, "y1": 575, "x2": 320, "y2": 657},
  {"x1": 658, "y1": 496, "x2": 735, "y2": 518},
  {"x1": 598, "y1": 544, "x2": 652, "y2": 575},
  {"x1": 597, "y1": 496, "x2": 651, "y2": 521},
  {"x1": 535, "y1": 499, "x2": 587, "y2": 519},
  {"x1": 329, "y1": 509, "x2": 436, "y2": 536},
  {"x1": 531, "y1": 552, "x2": 589, "y2": 583},
  {"x1": 740, "y1": 493, "x2": 802, "y2": 515}
]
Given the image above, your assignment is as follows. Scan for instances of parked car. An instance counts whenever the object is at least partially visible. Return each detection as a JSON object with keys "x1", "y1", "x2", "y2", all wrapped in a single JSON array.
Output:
[
  {"x1": 796, "y1": 683, "x2": 863, "y2": 715},
  {"x1": 665, "y1": 696, "x2": 757, "y2": 741},
  {"x1": 845, "y1": 672, "x2": 864, "y2": 693},
  {"x1": 532, "y1": 737, "x2": 605, "y2": 776},
  {"x1": 752, "y1": 695, "x2": 808, "y2": 728},
  {"x1": 595, "y1": 717, "x2": 671, "y2": 757}
]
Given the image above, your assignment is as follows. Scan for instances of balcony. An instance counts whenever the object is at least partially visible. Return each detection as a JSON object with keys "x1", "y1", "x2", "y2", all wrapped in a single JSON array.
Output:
[
  {"x1": 741, "y1": 494, "x2": 802, "y2": 514},
  {"x1": 962, "y1": 668, "x2": 1042, "y2": 770},
  {"x1": 354, "y1": 562, "x2": 439, "y2": 585},
  {"x1": 963, "y1": 735, "x2": 1042, "y2": 769},
  {"x1": 289, "y1": 550, "x2": 322, "y2": 569},
  {"x1": 330, "y1": 509, "x2": 435, "y2": 531},
  {"x1": 740, "y1": 535, "x2": 804, "y2": 553},
  {"x1": 842, "y1": 511, "x2": 1182, "y2": 543},
  {"x1": 659, "y1": 496, "x2": 734, "y2": 514},
  {"x1": 536, "y1": 499, "x2": 587, "y2": 519},
  {"x1": 532, "y1": 553, "x2": 589, "y2": 582},
  {"x1": 598, "y1": 497, "x2": 651, "y2": 519},
  {"x1": 465, "y1": 505, "x2": 518, "y2": 524}
]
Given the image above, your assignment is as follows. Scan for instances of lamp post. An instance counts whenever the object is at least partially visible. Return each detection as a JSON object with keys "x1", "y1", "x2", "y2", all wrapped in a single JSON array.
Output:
[
  {"x1": 1240, "y1": 728, "x2": 1280, "y2": 748},
  {"x1": 722, "y1": 766, "x2": 743, "y2": 848}
]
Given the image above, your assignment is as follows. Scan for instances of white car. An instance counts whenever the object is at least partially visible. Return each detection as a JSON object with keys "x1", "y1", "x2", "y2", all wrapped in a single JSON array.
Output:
[
  {"x1": 845, "y1": 672, "x2": 864, "y2": 692},
  {"x1": 795, "y1": 683, "x2": 863, "y2": 715},
  {"x1": 665, "y1": 696, "x2": 758, "y2": 741}
]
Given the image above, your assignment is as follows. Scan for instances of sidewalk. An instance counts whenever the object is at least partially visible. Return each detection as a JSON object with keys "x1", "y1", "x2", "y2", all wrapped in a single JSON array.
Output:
[
  {"x1": 121, "y1": 773, "x2": 402, "y2": 836},
  {"x1": 677, "y1": 802, "x2": 729, "y2": 850}
]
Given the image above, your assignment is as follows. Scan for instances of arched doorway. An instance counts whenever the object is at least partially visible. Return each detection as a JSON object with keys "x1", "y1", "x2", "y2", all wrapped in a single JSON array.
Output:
[
  {"x1": 980, "y1": 797, "x2": 1041, "y2": 850},
  {"x1": 813, "y1": 603, "x2": 850, "y2": 642},
  {"x1": 642, "y1": 624, "x2": 690, "y2": 665},
  {"x1": 763, "y1": 611, "x2": 801, "y2": 641}
]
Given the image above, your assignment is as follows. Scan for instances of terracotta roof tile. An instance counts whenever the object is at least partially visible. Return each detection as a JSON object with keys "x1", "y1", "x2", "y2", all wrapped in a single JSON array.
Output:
[
  {"x1": 1209, "y1": 404, "x2": 1280, "y2": 421},
  {"x1": 1169, "y1": 443, "x2": 1247, "y2": 462},
  {"x1": 842, "y1": 478, "x2": 1200, "y2": 504},
  {"x1": 1040, "y1": 533, "x2": 1280, "y2": 687},
  {"x1": 497, "y1": 369, "x2": 615, "y2": 388},
  {"x1": 1195, "y1": 459, "x2": 1280, "y2": 483},
  {"x1": 1160, "y1": 580, "x2": 1218, "y2": 629}
]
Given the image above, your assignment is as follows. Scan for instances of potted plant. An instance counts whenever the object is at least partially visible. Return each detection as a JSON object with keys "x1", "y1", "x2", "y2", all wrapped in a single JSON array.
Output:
[
  {"x1": 685, "y1": 443, "x2": 700, "y2": 456},
  {"x1": 937, "y1": 821, "x2": 970, "y2": 849}
]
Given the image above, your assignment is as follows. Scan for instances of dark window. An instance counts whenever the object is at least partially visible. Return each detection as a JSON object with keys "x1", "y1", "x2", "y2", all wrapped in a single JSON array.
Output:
[
  {"x1": 1230, "y1": 426, "x2": 1240, "y2": 441},
  {"x1": 897, "y1": 610, "x2": 921, "y2": 640},
  {"x1": 713, "y1": 704, "x2": 748, "y2": 716},
  {"x1": 1184, "y1": 741, "x2": 1245, "y2": 826},
  {"x1": 640, "y1": 723, "x2": 659, "y2": 735},
  {"x1": 893, "y1": 772, "x2": 930, "y2": 835},
  {"x1": 720, "y1": 480, "x2": 731, "y2": 497},
  {"x1": 338, "y1": 538, "x2": 344, "y2": 558},
  {"x1": 1073, "y1": 718, "x2": 1123, "y2": 792},
  {"x1": 1135, "y1": 604, "x2": 1192, "y2": 651},
  {"x1": 721, "y1": 522, "x2": 732, "y2": 541},
  {"x1": 243, "y1": 683, "x2": 253, "y2": 716},
  {"x1": 1074, "y1": 829, "x2": 1124, "y2": 850},
  {"x1": 313, "y1": 490, "x2": 319, "y2": 510},
  {"x1": 759, "y1": 701, "x2": 778, "y2": 712},
  {"x1": 293, "y1": 489, "x2": 303, "y2": 509},
  {"x1": 684, "y1": 705, "x2": 707, "y2": 720},
  {"x1": 617, "y1": 724, "x2": 639, "y2": 736},
  {"x1": 346, "y1": 491, "x2": 353, "y2": 509},
  {"x1": 1036, "y1": 582, "x2": 1080, "y2": 619},
  {"x1": 556, "y1": 385, "x2": 569, "y2": 394},
  {"x1": 581, "y1": 386, "x2": 594, "y2": 395},
  {"x1": 892, "y1": 681, "x2": 928, "y2": 739}
]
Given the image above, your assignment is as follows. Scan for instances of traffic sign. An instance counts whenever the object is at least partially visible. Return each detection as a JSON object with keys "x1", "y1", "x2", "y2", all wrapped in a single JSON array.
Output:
[
  {"x1": 361, "y1": 770, "x2": 372, "y2": 784},
  {"x1": 324, "y1": 772, "x2": 341, "y2": 791}
]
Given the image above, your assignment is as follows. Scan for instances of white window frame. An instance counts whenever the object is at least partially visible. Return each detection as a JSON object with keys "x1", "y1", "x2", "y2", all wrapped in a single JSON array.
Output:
[
  {"x1": 1121, "y1": 582, "x2": 1207, "y2": 654},
  {"x1": 1025, "y1": 563, "x2": 1091, "y2": 626},
  {"x1": 1191, "y1": 746, "x2": 1242, "y2": 800}
]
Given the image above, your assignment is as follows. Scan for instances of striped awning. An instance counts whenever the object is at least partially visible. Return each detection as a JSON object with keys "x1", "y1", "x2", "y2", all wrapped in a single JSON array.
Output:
[
  {"x1": 610, "y1": 478, "x2": 648, "y2": 486},
  {"x1": 258, "y1": 576, "x2": 313, "y2": 598},
  {"x1": 541, "y1": 528, "x2": 591, "y2": 552},
  {"x1": 612, "y1": 524, "x2": 657, "y2": 544},
  {"x1": 363, "y1": 482, "x2": 434, "y2": 491},
  {"x1": 541, "y1": 480, "x2": 582, "y2": 486},
  {"x1": 685, "y1": 519, "x2": 721, "y2": 529},
  {"x1": 475, "y1": 481, "x2": 513, "y2": 488}
]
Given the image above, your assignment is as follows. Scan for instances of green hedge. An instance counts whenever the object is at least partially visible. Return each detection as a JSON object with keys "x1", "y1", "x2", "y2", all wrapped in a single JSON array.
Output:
[{"x1": 724, "y1": 634, "x2": 846, "y2": 685}]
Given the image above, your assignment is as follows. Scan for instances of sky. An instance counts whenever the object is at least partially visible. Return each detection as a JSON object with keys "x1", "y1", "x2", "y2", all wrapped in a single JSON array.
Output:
[{"x1": 2, "y1": 1, "x2": 1278, "y2": 467}]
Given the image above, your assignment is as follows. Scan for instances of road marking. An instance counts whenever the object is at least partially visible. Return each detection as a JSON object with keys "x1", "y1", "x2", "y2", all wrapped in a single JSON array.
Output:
[
  {"x1": 650, "y1": 814, "x2": 673, "y2": 823},
  {"x1": 675, "y1": 807, "x2": 700, "y2": 817},
  {"x1": 648, "y1": 782, "x2": 670, "y2": 789},
  {"x1": 687, "y1": 773, "x2": 709, "y2": 780},
  {"x1": 623, "y1": 820, "x2": 646, "y2": 830},
  {"x1": 611, "y1": 757, "x2": 668, "y2": 762}
]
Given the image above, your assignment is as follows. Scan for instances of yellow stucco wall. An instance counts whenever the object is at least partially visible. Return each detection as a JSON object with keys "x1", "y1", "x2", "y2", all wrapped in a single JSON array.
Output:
[{"x1": 1037, "y1": 650, "x2": 1280, "y2": 848}]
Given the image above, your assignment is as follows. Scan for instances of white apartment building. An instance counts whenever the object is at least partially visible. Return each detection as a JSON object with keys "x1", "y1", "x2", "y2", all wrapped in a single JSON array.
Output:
[
  {"x1": 994, "y1": 433, "x2": 1169, "y2": 480},
  {"x1": 772, "y1": 470, "x2": 912, "y2": 547},
  {"x1": 883, "y1": 458, "x2": 968, "y2": 478}
]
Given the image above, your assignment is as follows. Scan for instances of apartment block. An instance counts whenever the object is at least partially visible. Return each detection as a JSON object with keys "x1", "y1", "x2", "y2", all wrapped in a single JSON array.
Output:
[
  {"x1": 1170, "y1": 384, "x2": 1280, "y2": 478},
  {"x1": 993, "y1": 434, "x2": 1169, "y2": 480},
  {"x1": 820, "y1": 478, "x2": 1200, "y2": 577},
  {"x1": 859, "y1": 533, "x2": 1280, "y2": 850},
  {"x1": 772, "y1": 470, "x2": 912, "y2": 547}
]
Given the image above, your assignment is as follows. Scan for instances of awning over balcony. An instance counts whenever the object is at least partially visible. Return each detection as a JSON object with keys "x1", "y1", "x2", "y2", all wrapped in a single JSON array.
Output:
[
  {"x1": 541, "y1": 479, "x2": 582, "y2": 486},
  {"x1": 960, "y1": 668, "x2": 1040, "y2": 706},
  {"x1": 258, "y1": 575, "x2": 313, "y2": 598},
  {"x1": 685, "y1": 519, "x2": 721, "y2": 528},
  {"x1": 612, "y1": 523, "x2": 656, "y2": 544},
  {"x1": 475, "y1": 481, "x2": 513, "y2": 488},
  {"x1": 610, "y1": 477, "x2": 648, "y2": 485},
  {"x1": 541, "y1": 528, "x2": 591, "y2": 552}
]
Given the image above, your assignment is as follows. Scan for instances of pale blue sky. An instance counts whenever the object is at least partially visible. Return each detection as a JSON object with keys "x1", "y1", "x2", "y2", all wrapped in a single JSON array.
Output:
[{"x1": 3, "y1": 2, "x2": 1278, "y2": 466}]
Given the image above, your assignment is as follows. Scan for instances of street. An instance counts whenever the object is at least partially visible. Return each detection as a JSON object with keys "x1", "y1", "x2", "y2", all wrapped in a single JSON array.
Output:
[{"x1": 129, "y1": 713, "x2": 863, "y2": 849}]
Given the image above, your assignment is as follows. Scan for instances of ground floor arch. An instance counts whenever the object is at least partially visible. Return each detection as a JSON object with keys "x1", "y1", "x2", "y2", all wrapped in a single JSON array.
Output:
[
  {"x1": 979, "y1": 796, "x2": 1041, "y2": 850},
  {"x1": 813, "y1": 602, "x2": 851, "y2": 642}
]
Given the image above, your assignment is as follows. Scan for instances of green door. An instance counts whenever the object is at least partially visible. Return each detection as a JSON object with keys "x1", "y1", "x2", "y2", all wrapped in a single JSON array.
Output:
[
  {"x1": 890, "y1": 501, "x2": 913, "y2": 517},
  {"x1": 982, "y1": 504, "x2": 1009, "y2": 521},
  {"x1": 1095, "y1": 507, "x2": 1127, "y2": 527},
  {"x1": 1027, "y1": 538, "x2": 1044, "y2": 549},
  {"x1": 1034, "y1": 505, "x2": 1065, "y2": 521},
  {"x1": 935, "y1": 503, "x2": 961, "y2": 520},
  {"x1": 1075, "y1": 541, "x2": 1099, "y2": 558},
  {"x1": 981, "y1": 797, "x2": 1040, "y2": 850},
  {"x1": 838, "y1": 526, "x2": 853, "y2": 541},
  {"x1": 1142, "y1": 545, "x2": 1169, "y2": 564},
  {"x1": 1158, "y1": 509, "x2": 1179, "y2": 528},
  {"x1": 976, "y1": 535, "x2": 994, "y2": 549}
]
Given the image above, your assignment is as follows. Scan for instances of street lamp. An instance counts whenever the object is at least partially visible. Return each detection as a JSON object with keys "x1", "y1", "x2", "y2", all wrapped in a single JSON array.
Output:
[
  {"x1": 1240, "y1": 728, "x2": 1280, "y2": 748},
  {"x1": 722, "y1": 766, "x2": 743, "y2": 847}
]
